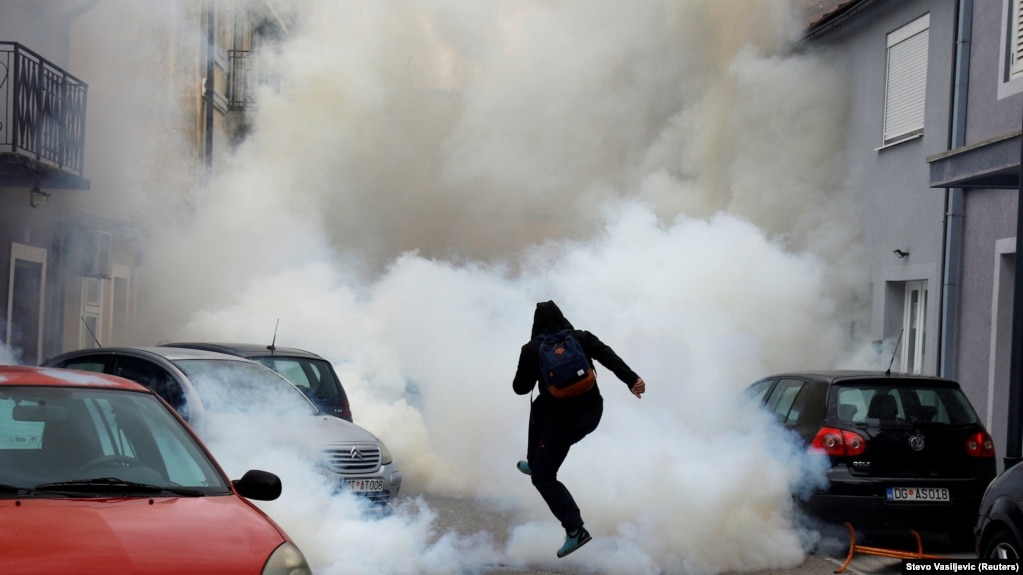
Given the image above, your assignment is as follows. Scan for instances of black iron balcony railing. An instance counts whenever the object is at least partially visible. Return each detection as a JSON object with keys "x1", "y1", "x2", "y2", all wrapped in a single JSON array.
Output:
[
  {"x1": 228, "y1": 49, "x2": 281, "y2": 110},
  {"x1": 0, "y1": 42, "x2": 88, "y2": 177},
  {"x1": 228, "y1": 49, "x2": 254, "y2": 109}
]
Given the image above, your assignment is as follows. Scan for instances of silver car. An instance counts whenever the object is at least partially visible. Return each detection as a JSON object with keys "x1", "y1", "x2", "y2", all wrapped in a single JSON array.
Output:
[{"x1": 42, "y1": 346, "x2": 401, "y2": 503}]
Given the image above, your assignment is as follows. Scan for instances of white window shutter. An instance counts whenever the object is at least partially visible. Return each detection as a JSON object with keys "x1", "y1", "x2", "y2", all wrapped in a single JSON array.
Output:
[{"x1": 883, "y1": 15, "x2": 930, "y2": 145}]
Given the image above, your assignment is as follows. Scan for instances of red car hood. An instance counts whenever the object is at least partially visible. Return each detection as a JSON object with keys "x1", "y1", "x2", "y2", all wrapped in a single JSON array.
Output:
[{"x1": 0, "y1": 496, "x2": 287, "y2": 574}]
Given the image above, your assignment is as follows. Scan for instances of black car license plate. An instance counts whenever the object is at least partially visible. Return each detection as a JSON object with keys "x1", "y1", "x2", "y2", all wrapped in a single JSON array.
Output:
[{"x1": 886, "y1": 487, "x2": 950, "y2": 502}]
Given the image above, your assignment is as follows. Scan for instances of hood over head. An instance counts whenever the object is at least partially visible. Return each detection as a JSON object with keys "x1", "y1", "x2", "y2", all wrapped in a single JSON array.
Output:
[{"x1": 531, "y1": 300, "x2": 574, "y2": 338}]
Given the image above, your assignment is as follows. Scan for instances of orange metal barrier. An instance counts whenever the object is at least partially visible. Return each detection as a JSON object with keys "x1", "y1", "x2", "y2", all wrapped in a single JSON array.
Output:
[{"x1": 834, "y1": 522, "x2": 947, "y2": 573}]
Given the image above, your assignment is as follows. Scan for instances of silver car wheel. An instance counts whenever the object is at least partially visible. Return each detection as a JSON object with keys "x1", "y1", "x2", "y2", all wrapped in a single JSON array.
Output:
[{"x1": 985, "y1": 531, "x2": 1021, "y2": 561}]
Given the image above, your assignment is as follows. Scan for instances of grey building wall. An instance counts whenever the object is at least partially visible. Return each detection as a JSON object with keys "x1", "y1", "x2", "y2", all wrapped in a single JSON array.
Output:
[
  {"x1": 809, "y1": 0, "x2": 955, "y2": 377},
  {"x1": 960, "y1": 187, "x2": 1016, "y2": 461},
  {"x1": 0, "y1": 0, "x2": 75, "y2": 66}
]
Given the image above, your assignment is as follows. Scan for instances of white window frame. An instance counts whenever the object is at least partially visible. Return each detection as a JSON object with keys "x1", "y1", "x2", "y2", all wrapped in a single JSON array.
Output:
[
  {"x1": 998, "y1": 0, "x2": 1023, "y2": 97},
  {"x1": 882, "y1": 14, "x2": 930, "y2": 146},
  {"x1": 80, "y1": 277, "x2": 104, "y2": 349},
  {"x1": 988, "y1": 238, "x2": 1015, "y2": 430},
  {"x1": 1012, "y1": 0, "x2": 1023, "y2": 77},
  {"x1": 109, "y1": 264, "x2": 134, "y2": 346},
  {"x1": 900, "y1": 280, "x2": 927, "y2": 374}
]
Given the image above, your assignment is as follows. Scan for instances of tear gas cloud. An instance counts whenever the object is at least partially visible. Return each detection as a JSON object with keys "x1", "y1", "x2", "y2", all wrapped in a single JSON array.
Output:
[
  {"x1": 70, "y1": 0, "x2": 877, "y2": 573},
  {"x1": 0, "y1": 345, "x2": 16, "y2": 366}
]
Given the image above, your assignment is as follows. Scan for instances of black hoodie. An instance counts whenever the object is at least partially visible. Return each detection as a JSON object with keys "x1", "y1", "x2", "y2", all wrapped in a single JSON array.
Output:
[{"x1": 513, "y1": 301, "x2": 640, "y2": 425}]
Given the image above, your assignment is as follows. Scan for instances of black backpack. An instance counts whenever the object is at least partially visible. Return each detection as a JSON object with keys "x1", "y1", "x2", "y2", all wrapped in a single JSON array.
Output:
[{"x1": 538, "y1": 329, "x2": 596, "y2": 399}]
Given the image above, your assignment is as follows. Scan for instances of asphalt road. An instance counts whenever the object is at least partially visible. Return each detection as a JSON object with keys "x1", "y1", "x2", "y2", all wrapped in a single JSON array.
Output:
[{"x1": 422, "y1": 495, "x2": 977, "y2": 575}]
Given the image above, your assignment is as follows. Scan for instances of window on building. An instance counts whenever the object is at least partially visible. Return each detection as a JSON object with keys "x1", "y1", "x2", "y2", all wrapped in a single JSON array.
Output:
[
  {"x1": 901, "y1": 281, "x2": 927, "y2": 374},
  {"x1": 80, "y1": 277, "x2": 103, "y2": 349},
  {"x1": 882, "y1": 14, "x2": 930, "y2": 146},
  {"x1": 1012, "y1": 0, "x2": 1023, "y2": 77},
  {"x1": 7, "y1": 244, "x2": 46, "y2": 365},
  {"x1": 110, "y1": 265, "x2": 133, "y2": 346}
]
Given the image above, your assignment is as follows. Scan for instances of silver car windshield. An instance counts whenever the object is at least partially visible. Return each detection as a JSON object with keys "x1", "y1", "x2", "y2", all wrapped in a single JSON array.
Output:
[
  {"x1": 173, "y1": 359, "x2": 318, "y2": 416},
  {"x1": 0, "y1": 386, "x2": 230, "y2": 494}
]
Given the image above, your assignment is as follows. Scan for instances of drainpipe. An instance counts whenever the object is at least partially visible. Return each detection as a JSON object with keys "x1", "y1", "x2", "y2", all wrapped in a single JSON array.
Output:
[
  {"x1": 204, "y1": 0, "x2": 215, "y2": 183},
  {"x1": 1009, "y1": 16, "x2": 1023, "y2": 469},
  {"x1": 940, "y1": 0, "x2": 970, "y2": 381}
]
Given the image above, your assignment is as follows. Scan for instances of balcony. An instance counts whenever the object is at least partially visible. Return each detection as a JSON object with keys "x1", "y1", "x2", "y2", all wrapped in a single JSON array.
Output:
[
  {"x1": 228, "y1": 49, "x2": 282, "y2": 111},
  {"x1": 0, "y1": 42, "x2": 89, "y2": 190}
]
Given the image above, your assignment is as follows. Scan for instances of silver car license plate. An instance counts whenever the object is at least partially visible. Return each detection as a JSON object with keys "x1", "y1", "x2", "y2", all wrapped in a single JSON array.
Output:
[{"x1": 343, "y1": 478, "x2": 384, "y2": 492}]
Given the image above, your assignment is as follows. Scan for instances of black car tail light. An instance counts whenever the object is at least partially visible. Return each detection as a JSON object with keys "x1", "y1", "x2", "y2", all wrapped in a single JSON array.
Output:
[
  {"x1": 811, "y1": 427, "x2": 867, "y2": 457},
  {"x1": 965, "y1": 431, "x2": 995, "y2": 458}
]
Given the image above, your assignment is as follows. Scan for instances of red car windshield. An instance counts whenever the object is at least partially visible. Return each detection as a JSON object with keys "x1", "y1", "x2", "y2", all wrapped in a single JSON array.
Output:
[{"x1": 0, "y1": 386, "x2": 230, "y2": 494}]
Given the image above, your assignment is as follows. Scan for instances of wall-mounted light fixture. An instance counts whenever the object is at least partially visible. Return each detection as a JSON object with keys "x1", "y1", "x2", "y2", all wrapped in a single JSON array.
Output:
[
  {"x1": 29, "y1": 183, "x2": 50, "y2": 208},
  {"x1": 893, "y1": 249, "x2": 909, "y2": 259}
]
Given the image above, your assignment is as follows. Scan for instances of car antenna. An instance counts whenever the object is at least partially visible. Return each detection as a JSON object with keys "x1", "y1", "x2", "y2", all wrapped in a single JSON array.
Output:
[
  {"x1": 267, "y1": 318, "x2": 279, "y2": 353},
  {"x1": 81, "y1": 315, "x2": 102, "y2": 348},
  {"x1": 885, "y1": 329, "x2": 904, "y2": 377}
]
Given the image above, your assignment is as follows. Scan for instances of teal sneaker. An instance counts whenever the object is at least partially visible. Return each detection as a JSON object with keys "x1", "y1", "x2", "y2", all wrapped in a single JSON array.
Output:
[
  {"x1": 516, "y1": 461, "x2": 531, "y2": 475},
  {"x1": 556, "y1": 527, "x2": 591, "y2": 558}
]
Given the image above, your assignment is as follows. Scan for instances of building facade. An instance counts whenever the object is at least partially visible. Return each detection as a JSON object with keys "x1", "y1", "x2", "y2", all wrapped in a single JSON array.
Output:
[
  {"x1": 0, "y1": 0, "x2": 286, "y2": 363},
  {"x1": 808, "y1": 0, "x2": 1023, "y2": 468},
  {"x1": 806, "y1": 0, "x2": 957, "y2": 378}
]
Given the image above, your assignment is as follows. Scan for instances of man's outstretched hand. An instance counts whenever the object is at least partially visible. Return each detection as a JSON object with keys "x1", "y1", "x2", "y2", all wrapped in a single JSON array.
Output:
[{"x1": 631, "y1": 378, "x2": 646, "y2": 398}]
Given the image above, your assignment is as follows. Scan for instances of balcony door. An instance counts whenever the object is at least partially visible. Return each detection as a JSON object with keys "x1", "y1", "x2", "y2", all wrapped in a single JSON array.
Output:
[
  {"x1": 900, "y1": 280, "x2": 927, "y2": 374},
  {"x1": 6, "y1": 243, "x2": 46, "y2": 365}
]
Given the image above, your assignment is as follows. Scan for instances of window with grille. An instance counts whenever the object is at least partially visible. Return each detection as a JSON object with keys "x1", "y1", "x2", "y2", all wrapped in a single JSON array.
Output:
[{"x1": 882, "y1": 14, "x2": 930, "y2": 146}]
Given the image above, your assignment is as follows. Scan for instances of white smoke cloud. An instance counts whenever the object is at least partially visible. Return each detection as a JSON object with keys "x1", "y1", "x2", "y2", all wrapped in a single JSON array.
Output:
[
  {"x1": 63, "y1": 0, "x2": 875, "y2": 573},
  {"x1": 173, "y1": 201, "x2": 847, "y2": 574},
  {"x1": 0, "y1": 344, "x2": 19, "y2": 366}
]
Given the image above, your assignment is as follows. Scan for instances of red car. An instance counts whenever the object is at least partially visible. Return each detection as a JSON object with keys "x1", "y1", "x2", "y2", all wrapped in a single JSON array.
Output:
[{"x1": 0, "y1": 365, "x2": 312, "y2": 575}]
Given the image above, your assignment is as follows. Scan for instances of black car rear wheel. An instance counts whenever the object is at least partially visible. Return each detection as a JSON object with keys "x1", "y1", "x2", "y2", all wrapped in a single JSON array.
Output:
[{"x1": 982, "y1": 528, "x2": 1021, "y2": 561}]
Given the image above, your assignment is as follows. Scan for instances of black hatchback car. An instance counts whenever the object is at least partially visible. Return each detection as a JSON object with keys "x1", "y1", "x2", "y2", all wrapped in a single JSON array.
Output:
[
  {"x1": 746, "y1": 370, "x2": 996, "y2": 544},
  {"x1": 161, "y1": 342, "x2": 353, "y2": 422}
]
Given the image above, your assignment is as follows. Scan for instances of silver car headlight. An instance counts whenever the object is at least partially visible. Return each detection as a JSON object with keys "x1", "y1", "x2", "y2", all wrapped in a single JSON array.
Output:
[
  {"x1": 262, "y1": 542, "x2": 312, "y2": 575},
  {"x1": 379, "y1": 439, "x2": 393, "y2": 465}
]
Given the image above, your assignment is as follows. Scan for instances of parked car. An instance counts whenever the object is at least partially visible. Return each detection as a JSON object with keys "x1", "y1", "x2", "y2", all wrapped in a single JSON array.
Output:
[
  {"x1": 975, "y1": 460, "x2": 1023, "y2": 559},
  {"x1": 744, "y1": 370, "x2": 996, "y2": 545},
  {"x1": 43, "y1": 346, "x2": 401, "y2": 503},
  {"x1": 161, "y1": 342, "x2": 353, "y2": 422},
  {"x1": 0, "y1": 365, "x2": 311, "y2": 575}
]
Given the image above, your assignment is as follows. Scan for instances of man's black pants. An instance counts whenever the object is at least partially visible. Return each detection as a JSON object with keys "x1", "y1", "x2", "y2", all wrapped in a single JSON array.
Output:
[{"x1": 526, "y1": 404, "x2": 601, "y2": 532}]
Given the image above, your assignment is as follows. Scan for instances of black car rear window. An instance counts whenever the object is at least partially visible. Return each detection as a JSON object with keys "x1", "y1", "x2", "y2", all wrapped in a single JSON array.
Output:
[
  {"x1": 831, "y1": 382, "x2": 979, "y2": 426},
  {"x1": 254, "y1": 357, "x2": 344, "y2": 400}
]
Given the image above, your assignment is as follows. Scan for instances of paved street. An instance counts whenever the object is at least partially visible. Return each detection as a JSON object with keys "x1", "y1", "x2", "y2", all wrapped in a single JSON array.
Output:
[{"x1": 422, "y1": 495, "x2": 975, "y2": 575}]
